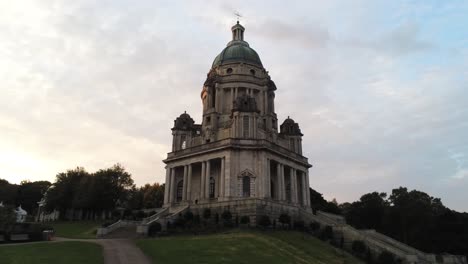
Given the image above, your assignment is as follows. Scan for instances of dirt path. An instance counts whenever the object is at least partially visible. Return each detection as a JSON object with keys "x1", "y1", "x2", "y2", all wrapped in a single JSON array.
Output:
[{"x1": 56, "y1": 237, "x2": 152, "y2": 264}]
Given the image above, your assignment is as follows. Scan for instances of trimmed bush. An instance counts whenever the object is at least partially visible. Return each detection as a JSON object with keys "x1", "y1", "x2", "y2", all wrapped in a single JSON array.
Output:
[
  {"x1": 240, "y1": 216, "x2": 250, "y2": 225},
  {"x1": 184, "y1": 210, "x2": 194, "y2": 222},
  {"x1": 221, "y1": 210, "x2": 233, "y2": 227},
  {"x1": 203, "y1": 208, "x2": 211, "y2": 219},
  {"x1": 293, "y1": 220, "x2": 305, "y2": 231},
  {"x1": 278, "y1": 213, "x2": 291, "y2": 228},
  {"x1": 148, "y1": 222, "x2": 161, "y2": 236},
  {"x1": 136, "y1": 210, "x2": 145, "y2": 219},
  {"x1": 319, "y1": 225, "x2": 333, "y2": 241},
  {"x1": 193, "y1": 215, "x2": 201, "y2": 225},
  {"x1": 257, "y1": 215, "x2": 271, "y2": 228},
  {"x1": 352, "y1": 240, "x2": 367, "y2": 257},
  {"x1": 310, "y1": 221, "x2": 320, "y2": 232},
  {"x1": 377, "y1": 251, "x2": 397, "y2": 264}
]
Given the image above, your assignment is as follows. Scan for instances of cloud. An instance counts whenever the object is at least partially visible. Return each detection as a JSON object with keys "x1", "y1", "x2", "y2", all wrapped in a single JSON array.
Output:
[{"x1": 0, "y1": 1, "x2": 467, "y2": 212}]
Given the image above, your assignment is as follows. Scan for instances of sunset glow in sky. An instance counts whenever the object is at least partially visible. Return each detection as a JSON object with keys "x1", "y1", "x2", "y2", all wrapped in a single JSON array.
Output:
[{"x1": 1, "y1": 1, "x2": 467, "y2": 211}]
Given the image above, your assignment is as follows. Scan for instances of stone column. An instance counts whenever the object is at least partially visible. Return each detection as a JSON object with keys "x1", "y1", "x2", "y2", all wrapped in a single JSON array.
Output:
[
  {"x1": 277, "y1": 163, "x2": 284, "y2": 200},
  {"x1": 301, "y1": 171, "x2": 307, "y2": 206},
  {"x1": 230, "y1": 88, "x2": 234, "y2": 110},
  {"x1": 305, "y1": 170, "x2": 311, "y2": 206},
  {"x1": 187, "y1": 164, "x2": 192, "y2": 202},
  {"x1": 266, "y1": 159, "x2": 271, "y2": 198},
  {"x1": 182, "y1": 165, "x2": 188, "y2": 201},
  {"x1": 220, "y1": 158, "x2": 225, "y2": 198},
  {"x1": 200, "y1": 161, "x2": 206, "y2": 199},
  {"x1": 291, "y1": 167, "x2": 297, "y2": 204},
  {"x1": 169, "y1": 168, "x2": 176, "y2": 203},
  {"x1": 163, "y1": 167, "x2": 171, "y2": 205},
  {"x1": 205, "y1": 160, "x2": 211, "y2": 198}
]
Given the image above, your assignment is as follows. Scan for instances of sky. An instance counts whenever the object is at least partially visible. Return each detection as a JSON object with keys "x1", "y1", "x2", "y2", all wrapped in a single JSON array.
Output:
[{"x1": 1, "y1": 0, "x2": 467, "y2": 211}]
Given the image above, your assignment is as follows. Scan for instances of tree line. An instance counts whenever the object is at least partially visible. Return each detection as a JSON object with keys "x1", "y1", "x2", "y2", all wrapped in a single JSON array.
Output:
[
  {"x1": 311, "y1": 187, "x2": 468, "y2": 259},
  {"x1": 0, "y1": 164, "x2": 165, "y2": 220}
]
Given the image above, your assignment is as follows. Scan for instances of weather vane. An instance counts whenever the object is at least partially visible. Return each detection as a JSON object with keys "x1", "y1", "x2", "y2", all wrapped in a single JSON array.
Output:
[{"x1": 234, "y1": 11, "x2": 242, "y2": 23}]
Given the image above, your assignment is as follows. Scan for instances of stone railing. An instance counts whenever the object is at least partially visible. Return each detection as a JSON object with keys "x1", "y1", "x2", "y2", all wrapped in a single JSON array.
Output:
[
  {"x1": 141, "y1": 207, "x2": 168, "y2": 225},
  {"x1": 167, "y1": 138, "x2": 309, "y2": 165},
  {"x1": 96, "y1": 220, "x2": 139, "y2": 238}
]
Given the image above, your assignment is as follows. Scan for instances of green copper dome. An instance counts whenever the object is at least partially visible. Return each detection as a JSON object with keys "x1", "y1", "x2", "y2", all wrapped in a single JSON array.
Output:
[
  {"x1": 212, "y1": 43, "x2": 263, "y2": 68},
  {"x1": 212, "y1": 22, "x2": 263, "y2": 68}
]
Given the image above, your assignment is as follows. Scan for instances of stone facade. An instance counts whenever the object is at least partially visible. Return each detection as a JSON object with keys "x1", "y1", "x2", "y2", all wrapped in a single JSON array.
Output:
[{"x1": 162, "y1": 22, "x2": 312, "y2": 212}]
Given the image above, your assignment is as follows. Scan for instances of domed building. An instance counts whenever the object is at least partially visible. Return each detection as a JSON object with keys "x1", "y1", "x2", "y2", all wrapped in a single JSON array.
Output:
[{"x1": 162, "y1": 21, "x2": 312, "y2": 222}]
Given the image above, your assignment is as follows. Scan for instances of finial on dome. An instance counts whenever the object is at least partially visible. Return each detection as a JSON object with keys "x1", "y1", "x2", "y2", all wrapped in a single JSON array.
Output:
[{"x1": 232, "y1": 12, "x2": 245, "y2": 41}]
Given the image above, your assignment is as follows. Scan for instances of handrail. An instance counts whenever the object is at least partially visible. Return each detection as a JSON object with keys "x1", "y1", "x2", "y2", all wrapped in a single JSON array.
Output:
[{"x1": 142, "y1": 207, "x2": 169, "y2": 224}]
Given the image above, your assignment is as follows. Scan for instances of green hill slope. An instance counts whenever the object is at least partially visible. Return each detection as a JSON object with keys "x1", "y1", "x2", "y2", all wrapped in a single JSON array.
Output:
[{"x1": 137, "y1": 231, "x2": 363, "y2": 264}]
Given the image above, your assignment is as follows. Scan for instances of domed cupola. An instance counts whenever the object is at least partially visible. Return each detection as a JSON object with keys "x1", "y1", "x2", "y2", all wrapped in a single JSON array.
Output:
[
  {"x1": 280, "y1": 117, "x2": 303, "y2": 136},
  {"x1": 172, "y1": 111, "x2": 195, "y2": 131},
  {"x1": 212, "y1": 21, "x2": 263, "y2": 68}
]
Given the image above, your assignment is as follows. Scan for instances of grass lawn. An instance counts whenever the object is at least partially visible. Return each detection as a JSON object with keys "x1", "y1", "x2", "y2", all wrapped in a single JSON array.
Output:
[
  {"x1": 137, "y1": 230, "x2": 364, "y2": 264},
  {"x1": 0, "y1": 241, "x2": 103, "y2": 264},
  {"x1": 48, "y1": 221, "x2": 103, "y2": 239}
]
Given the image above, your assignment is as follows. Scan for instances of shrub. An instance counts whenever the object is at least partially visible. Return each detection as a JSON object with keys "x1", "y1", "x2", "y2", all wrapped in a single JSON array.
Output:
[
  {"x1": 174, "y1": 214, "x2": 186, "y2": 228},
  {"x1": 240, "y1": 216, "x2": 250, "y2": 225},
  {"x1": 221, "y1": 210, "x2": 232, "y2": 227},
  {"x1": 193, "y1": 215, "x2": 201, "y2": 225},
  {"x1": 310, "y1": 221, "x2": 320, "y2": 232},
  {"x1": 203, "y1": 208, "x2": 211, "y2": 219},
  {"x1": 184, "y1": 210, "x2": 194, "y2": 222},
  {"x1": 293, "y1": 220, "x2": 305, "y2": 231},
  {"x1": 136, "y1": 210, "x2": 145, "y2": 219},
  {"x1": 319, "y1": 225, "x2": 333, "y2": 241},
  {"x1": 214, "y1": 213, "x2": 219, "y2": 225},
  {"x1": 148, "y1": 222, "x2": 161, "y2": 236},
  {"x1": 352, "y1": 240, "x2": 367, "y2": 257},
  {"x1": 377, "y1": 251, "x2": 397, "y2": 264},
  {"x1": 257, "y1": 215, "x2": 271, "y2": 228},
  {"x1": 278, "y1": 213, "x2": 291, "y2": 228}
]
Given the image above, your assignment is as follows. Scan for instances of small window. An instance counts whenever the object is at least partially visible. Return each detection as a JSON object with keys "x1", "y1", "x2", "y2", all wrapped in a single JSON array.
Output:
[
  {"x1": 250, "y1": 69, "x2": 255, "y2": 75},
  {"x1": 227, "y1": 68, "x2": 233, "y2": 74},
  {"x1": 206, "y1": 116, "x2": 211, "y2": 125}
]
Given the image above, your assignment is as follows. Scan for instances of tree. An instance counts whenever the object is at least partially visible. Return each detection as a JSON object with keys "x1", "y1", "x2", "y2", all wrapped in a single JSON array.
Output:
[
  {"x1": 309, "y1": 188, "x2": 341, "y2": 215},
  {"x1": 0, "y1": 205, "x2": 15, "y2": 230},
  {"x1": 343, "y1": 192, "x2": 388, "y2": 230}
]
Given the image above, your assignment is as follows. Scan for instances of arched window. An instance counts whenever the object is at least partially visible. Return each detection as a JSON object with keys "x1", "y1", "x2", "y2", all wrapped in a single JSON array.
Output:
[
  {"x1": 181, "y1": 135, "x2": 186, "y2": 150},
  {"x1": 209, "y1": 177, "x2": 215, "y2": 198},
  {"x1": 176, "y1": 180, "x2": 183, "y2": 202},
  {"x1": 242, "y1": 176, "x2": 250, "y2": 197}
]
